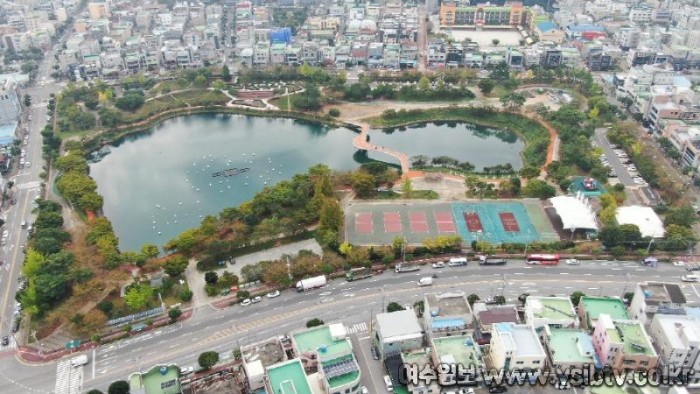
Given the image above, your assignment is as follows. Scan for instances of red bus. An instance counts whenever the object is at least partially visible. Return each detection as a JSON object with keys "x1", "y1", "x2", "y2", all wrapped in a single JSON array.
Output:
[{"x1": 526, "y1": 254, "x2": 560, "y2": 265}]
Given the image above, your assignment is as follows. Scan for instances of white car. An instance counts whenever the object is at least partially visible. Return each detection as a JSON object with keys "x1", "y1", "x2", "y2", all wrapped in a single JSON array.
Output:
[
  {"x1": 251, "y1": 296, "x2": 262, "y2": 303},
  {"x1": 266, "y1": 290, "x2": 280, "y2": 298},
  {"x1": 565, "y1": 259, "x2": 580, "y2": 265},
  {"x1": 240, "y1": 298, "x2": 251, "y2": 306},
  {"x1": 361, "y1": 387, "x2": 369, "y2": 394},
  {"x1": 180, "y1": 366, "x2": 195, "y2": 375},
  {"x1": 673, "y1": 261, "x2": 686, "y2": 266},
  {"x1": 458, "y1": 389, "x2": 475, "y2": 394},
  {"x1": 432, "y1": 261, "x2": 445, "y2": 269}
]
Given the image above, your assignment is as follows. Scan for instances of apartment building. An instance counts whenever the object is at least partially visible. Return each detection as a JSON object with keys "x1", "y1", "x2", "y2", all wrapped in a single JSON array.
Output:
[
  {"x1": 577, "y1": 296, "x2": 629, "y2": 330},
  {"x1": 591, "y1": 314, "x2": 658, "y2": 371},
  {"x1": 490, "y1": 323, "x2": 547, "y2": 373},
  {"x1": 439, "y1": 1, "x2": 526, "y2": 27},
  {"x1": 424, "y1": 292, "x2": 473, "y2": 340},
  {"x1": 525, "y1": 296, "x2": 579, "y2": 329},
  {"x1": 629, "y1": 282, "x2": 687, "y2": 325},
  {"x1": 648, "y1": 314, "x2": 700, "y2": 385}
]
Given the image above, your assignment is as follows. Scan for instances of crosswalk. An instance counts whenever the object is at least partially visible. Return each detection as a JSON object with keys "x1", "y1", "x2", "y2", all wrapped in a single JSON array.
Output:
[
  {"x1": 346, "y1": 322, "x2": 368, "y2": 334},
  {"x1": 1, "y1": 336, "x2": 17, "y2": 350},
  {"x1": 16, "y1": 181, "x2": 40, "y2": 190},
  {"x1": 54, "y1": 359, "x2": 83, "y2": 394}
]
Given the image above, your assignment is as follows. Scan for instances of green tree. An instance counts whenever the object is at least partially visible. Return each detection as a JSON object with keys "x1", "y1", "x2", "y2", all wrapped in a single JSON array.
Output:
[
  {"x1": 107, "y1": 380, "x2": 130, "y2": 394},
  {"x1": 520, "y1": 166, "x2": 541, "y2": 179},
  {"x1": 492, "y1": 295, "x2": 506, "y2": 305},
  {"x1": 599, "y1": 226, "x2": 623, "y2": 248},
  {"x1": 87, "y1": 390, "x2": 104, "y2": 394},
  {"x1": 328, "y1": 108, "x2": 340, "y2": 117},
  {"x1": 492, "y1": 38, "x2": 500, "y2": 46},
  {"x1": 664, "y1": 205, "x2": 697, "y2": 228},
  {"x1": 418, "y1": 76, "x2": 431, "y2": 91},
  {"x1": 522, "y1": 180, "x2": 556, "y2": 199},
  {"x1": 222, "y1": 65, "x2": 232, "y2": 82},
  {"x1": 141, "y1": 244, "x2": 159, "y2": 259},
  {"x1": 306, "y1": 318, "x2": 324, "y2": 328},
  {"x1": 124, "y1": 284, "x2": 153, "y2": 312},
  {"x1": 477, "y1": 79, "x2": 495, "y2": 94},
  {"x1": 114, "y1": 92, "x2": 145, "y2": 112},
  {"x1": 211, "y1": 79, "x2": 227, "y2": 91},
  {"x1": 467, "y1": 294, "x2": 480, "y2": 306},
  {"x1": 168, "y1": 308, "x2": 182, "y2": 322},
  {"x1": 352, "y1": 171, "x2": 376, "y2": 198},
  {"x1": 499, "y1": 92, "x2": 527, "y2": 111},
  {"x1": 55, "y1": 153, "x2": 89, "y2": 173},
  {"x1": 163, "y1": 256, "x2": 189, "y2": 277},
  {"x1": 401, "y1": 178, "x2": 413, "y2": 199},
  {"x1": 570, "y1": 291, "x2": 586, "y2": 307},
  {"x1": 198, "y1": 351, "x2": 220, "y2": 370},
  {"x1": 386, "y1": 302, "x2": 406, "y2": 312},
  {"x1": 205, "y1": 271, "x2": 219, "y2": 284},
  {"x1": 194, "y1": 75, "x2": 209, "y2": 88}
]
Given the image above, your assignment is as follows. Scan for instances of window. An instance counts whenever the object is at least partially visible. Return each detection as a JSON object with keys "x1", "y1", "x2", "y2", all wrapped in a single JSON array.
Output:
[
  {"x1": 516, "y1": 361, "x2": 524, "y2": 365},
  {"x1": 533, "y1": 360, "x2": 541, "y2": 364}
]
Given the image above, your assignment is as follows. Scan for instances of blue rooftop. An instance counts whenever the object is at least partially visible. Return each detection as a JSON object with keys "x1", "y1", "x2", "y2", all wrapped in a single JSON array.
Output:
[
  {"x1": 568, "y1": 24, "x2": 606, "y2": 32},
  {"x1": 537, "y1": 21, "x2": 558, "y2": 33},
  {"x1": 432, "y1": 317, "x2": 466, "y2": 330},
  {"x1": 0, "y1": 123, "x2": 16, "y2": 146},
  {"x1": 673, "y1": 76, "x2": 692, "y2": 88}
]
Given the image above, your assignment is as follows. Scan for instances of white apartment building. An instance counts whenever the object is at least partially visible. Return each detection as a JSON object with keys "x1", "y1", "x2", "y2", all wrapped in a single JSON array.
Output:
[
  {"x1": 490, "y1": 323, "x2": 547, "y2": 374},
  {"x1": 649, "y1": 314, "x2": 700, "y2": 385},
  {"x1": 629, "y1": 282, "x2": 687, "y2": 325},
  {"x1": 629, "y1": 6, "x2": 653, "y2": 22}
]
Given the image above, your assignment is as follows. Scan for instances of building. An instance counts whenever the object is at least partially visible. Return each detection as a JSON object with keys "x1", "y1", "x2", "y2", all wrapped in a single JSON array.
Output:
[
  {"x1": 541, "y1": 327, "x2": 600, "y2": 369},
  {"x1": 242, "y1": 337, "x2": 287, "y2": 391},
  {"x1": 535, "y1": 21, "x2": 565, "y2": 44},
  {"x1": 374, "y1": 309, "x2": 423, "y2": 358},
  {"x1": 0, "y1": 79, "x2": 21, "y2": 125},
  {"x1": 424, "y1": 292, "x2": 473, "y2": 339},
  {"x1": 648, "y1": 314, "x2": 700, "y2": 385},
  {"x1": 629, "y1": 5, "x2": 653, "y2": 23},
  {"x1": 439, "y1": 1, "x2": 526, "y2": 28},
  {"x1": 525, "y1": 296, "x2": 579, "y2": 329},
  {"x1": 591, "y1": 314, "x2": 658, "y2": 371},
  {"x1": 629, "y1": 282, "x2": 687, "y2": 324},
  {"x1": 490, "y1": 323, "x2": 547, "y2": 374},
  {"x1": 291, "y1": 324, "x2": 362, "y2": 394},
  {"x1": 578, "y1": 296, "x2": 629, "y2": 330},
  {"x1": 88, "y1": 1, "x2": 110, "y2": 20},
  {"x1": 265, "y1": 359, "x2": 315, "y2": 394},
  {"x1": 473, "y1": 303, "x2": 519, "y2": 344},
  {"x1": 431, "y1": 334, "x2": 484, "y2": 385},
  {"x1": 128, "y1": 364, "x2": 180, "y2": 394}
]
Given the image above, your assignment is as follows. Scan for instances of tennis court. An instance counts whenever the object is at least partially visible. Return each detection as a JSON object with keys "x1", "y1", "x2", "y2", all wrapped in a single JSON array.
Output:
[{"x1": 345, "y1": 200, "x2": 558, "y2": 245}]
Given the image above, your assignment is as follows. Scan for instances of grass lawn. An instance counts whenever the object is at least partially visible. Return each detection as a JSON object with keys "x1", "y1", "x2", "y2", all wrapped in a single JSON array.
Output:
[{"x1": 373, "y1": 190, "x2": 439, "y2": 200}]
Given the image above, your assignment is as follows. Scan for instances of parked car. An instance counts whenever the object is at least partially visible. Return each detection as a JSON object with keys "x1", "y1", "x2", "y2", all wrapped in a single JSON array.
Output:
[
  {"x1": 432, "y1": 261, "x2": 445, "y2": 269},
  {"x1": 681, "y1": 275, "x2": 699, "y2": 283},
  {"x1": 251, "y1": 296, "x2": 262, "y2": 304},
  {"x1": 673, "y1": 261, "x2": 686, "y2": 266},
  {"x1": 240, "y1": 299, "x2": 251, "y2": 306},
  {"x1": 180, "y1": 366, "x2": 195, "y2": 375},
  {"x1": 687, "y1": 264, "x2": 700, "y2": 272},
  {"x1": 1, "y1": 336, "x2": 8, "y2": 346},
  {"x1": 489, "y1": 386, "x2": 508, "y2": 394},
  {"x1": 565, "y1": 259, "x2": 580, "y2": 265},
  {"x1": 266, "y1": 290, "x2": 280, "y2": 298},
  {"x1": 371, "y1": 346, "x2": 380, "y2": 360},
  {"x1": 360, "y1": 387, "x2": 369, "y2": 394}
]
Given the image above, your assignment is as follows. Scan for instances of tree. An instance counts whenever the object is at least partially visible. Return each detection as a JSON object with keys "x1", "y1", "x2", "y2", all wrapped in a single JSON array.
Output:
[
  {"x1": 222, "y1": 65, "x2": 232, "y2": 82},
  {"x1": 351, "y1": 171, "x2": 376, "y2": 198},
  {"x1": 198, "y1": 351, "x2": 220, "y2": 370},
  {"x1": 570, "y1": 291, "x2": 586, "y2": 307},
  {"x1": 499, "y1": 92, "x2": 526, "y2": 111},
  {"x1": 124, "y1": 284, "x2": 152, "y2": 312},
  {"x1": 477, "y1": 79, "x2": 495, "y2": 95},
  {"x1": 108, "y1": 380, "x2": 130, "y2": 394},
  {"x1": 87, "y1": 390, "x2": 104, "y2": 394},
  {"x1": 114, "y1": 92, "x2": 145, "y2": 112},
  {"x1": 599, "y1": 226, "x2": 623, "y2": 248},
  {"x1": 492, "y1": 295, "x2": 506, "y2": 305},
  {"x1": 168, "y1": 308, "x2": 182, "y2": 322},
  {"x1": 204, "y1": 271, "x2": 218, "y2": 285},
  {"x1": 522, "y1": 180, "x2": 556, "y2": 199},
  {"x1": 386, "y1": 302, "x2": 406, "y2": 312},
  {"x1": 211, "y1": 80, "x2": 227, "y2": 91},
  {"x1": 328, "y1": 108, "x2": 340, "y2": 117},
  {"x1": 306, "y1": 318, "x2": 324, "y2": 328},
  {"x1": 194, "y1": 75, "x2": 209, "y2": 88},
  {"x1": 467, "y1": 294, "x2": 480, "y2": 306},
  {"x1": 418, "y1": 76, "x2": 431, "y2": 91},
  {"x1": 520, "y1": 166, "x2": 541, "y2": 179},
  {"x1": 492, "y1": 38, "x2": 500, "y2": 46},
  {"x1": 163, "y1": 256, "x2": 189, "y2": 277},
  {"x1": 141, "y1": 244, "x2": 159, "y2": 259},
  {"x1": 518, "y1": 293, "x2": 529, "y2": 305},
  {"x1": 664, "y1": 205, "x2": 697, "y2": 228}
]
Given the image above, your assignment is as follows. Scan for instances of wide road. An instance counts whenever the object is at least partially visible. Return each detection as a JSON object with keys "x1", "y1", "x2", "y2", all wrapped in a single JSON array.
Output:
[
  {"x1": 0, "y1": 50, "x2": 64, "y2": 350},
  {"x1": 0, "y1": 260, "x2": 694, "y2": 393}
]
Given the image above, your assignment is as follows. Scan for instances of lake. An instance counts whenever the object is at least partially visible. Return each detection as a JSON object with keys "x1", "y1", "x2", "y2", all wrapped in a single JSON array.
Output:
[{"x1": 90, "y1": 114, "x2": 523, "y2": 251}]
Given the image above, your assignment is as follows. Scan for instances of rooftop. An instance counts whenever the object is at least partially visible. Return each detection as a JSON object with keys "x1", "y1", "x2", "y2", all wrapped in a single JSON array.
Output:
[
  {"x1": 292, "y1": 325, "x2": 352, "y2": 360},
  {"x1": 426, "y1": 292, "x2": 471, "y2": 317},
  {"x1": 651, "y1": 315, "x2": 700, "y2": 350},
  {"x1": 494, "y1": 323, "x2": 546, "y2": 358},
  {"x1": 580, "y1": 297, "x2": 629, "y2": 321},
  {"x1": 526, "y1": 297, "x2": 577, "y2": 321},
  {"x1": 616, "y1": 320, "x2": 656, "y2": 356},
  {"x1": 476, "y1": 304, "x2": 519, "y2": 326},
  {"x1": 241, "y1": 338, "x2": 286, "y2": 368},
  {"x1": 547, "y1": 328, "x2": 597, "y2": 364},
  {"x1": 639, "y1": 282, "x2": 686, "y2": 305},
  {"x1": 376, "y1": 310, "x2": 423, "y2": 342},
  {"x1": 267, "y1": 359, "x2": 313, "y2": 394},
  {"x1": 128, "y1": 364, "x2": 180, "y2": 394},
  {"x1": 432, "y1": 335, "x2": 484, "y2": 368}
]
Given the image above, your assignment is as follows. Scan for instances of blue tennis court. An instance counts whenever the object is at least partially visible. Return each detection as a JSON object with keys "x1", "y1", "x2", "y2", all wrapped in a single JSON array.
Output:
[{"x1": 451, "y1": 201, "x2": 540, "y2": 244}]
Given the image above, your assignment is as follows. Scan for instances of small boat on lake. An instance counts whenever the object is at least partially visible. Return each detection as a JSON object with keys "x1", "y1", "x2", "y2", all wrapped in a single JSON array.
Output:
[{"x1": 212, "y1": 168, "x2": 250, "y2": 177}]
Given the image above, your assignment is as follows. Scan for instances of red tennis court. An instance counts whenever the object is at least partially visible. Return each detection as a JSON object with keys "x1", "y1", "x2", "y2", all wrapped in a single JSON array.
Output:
[
  {"x1": 384, "y1": 222, "x2": 403, "y2": 233},
  {"x1": 409, "y1": 212, "x2": 427, "y2": 222},
  {"x1": 437, "y1": 222, "x2": 456, "y2": 233},
  {"x1": 355, "y1": 212, "x2": 373, "y2": 233},
  {"x1": 356, "y1": 212, "x2": 372, "y2": 223},
  {"x1": 410, "y1": 221, "x2": 430, "y2": 232},
  {"x1": 384, "y1": 212, "x2": 401, "y2": 223},
  {"x1": 435, "y1": 211, "x2": 453, "y2": 222},
  {"x1": 499, "y1": 212, "x2": 520, "y2": 232},
  {"x1": 463, "y1": 212, "x2": 483, "y2": 232}
]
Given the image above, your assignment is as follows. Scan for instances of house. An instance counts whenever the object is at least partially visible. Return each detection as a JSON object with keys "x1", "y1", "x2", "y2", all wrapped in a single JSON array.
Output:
[
  {"x1": 490, "y1": 323, "x2": 547, "y2": 374},
  {"x1": 577, "y1": 296, "x2": 629, "y2": 330},
  {"x1": 401, "y1": 349, "x2": 440, "y2": 394},
  {"x1": 591, "y1": 314, "x2": 658, "y2": 371},
  {"x1": 291, "y1": 324, "x2": 361, "y2": 394},
  {"x1": 265, "y1": 359, "x2": 315, "y2": 394},
  {"x1": 374, "y1": 309, "x2": 423, "y2": 358},
  {"x1": 565, "y1": 24, "x2": 606, "y2": 40},
  {"x1": 629, "y1": 282, "x2": 687, "y2": 324},
  {"x1": 242, "y1": 337, "x2": 287, "y2": 391},
  {"x1": 541, "y1": 326, "x2": 600, "y2": 369},
  {"x1": 525, "y1": 296, "x2": 579, "y2": 329},
  {"x1": 473, "y1": 303, "x2": 519, "y2": 344},
  {"x1": 431, "y1": 334, "x2": 484, "y2": 385},
  {"x1": 648, "y1": 314, "x2": 700, "y2": 385},
  {"x1": 535, "y1": 21, "x2": 565, "y2": 44},
  {"x1": 424, "y1": 292, "x2": 472, "y2": 339}
]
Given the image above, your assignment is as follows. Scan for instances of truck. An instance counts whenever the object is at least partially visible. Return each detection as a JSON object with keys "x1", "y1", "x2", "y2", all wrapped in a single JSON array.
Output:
[
  {"x1": 70, "y1": 354, "x2": 89, "y2": 367},
  {"x1": 478, "y1": 256, "x2": 507, "y2": 265},
  {"x1": 296, "y1": 275, "x2": 327, "y2": 292},
  {"x1": 346, "y1": 267, "x2": 372, "y2": 282},
  {"x1": 395, "y1": 263, "x2": 420, "y2": 273},
  {"x1": 418, "y1": 277, "x2": 433, "y2": 286},
  {"x1": 448, "y1": 257, "x2": 468, "y2": 267}
]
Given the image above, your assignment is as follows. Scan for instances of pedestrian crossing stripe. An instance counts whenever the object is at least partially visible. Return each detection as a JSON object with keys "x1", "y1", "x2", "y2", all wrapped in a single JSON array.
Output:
[
  {"x1": 54, "y1": 359, "x2": 83, "y2": 394},
  {"x1": 345, "y1": 322, "x2": 368, "y2": 334},
  {"x1": 16, "y1": 181, "x2": 40, "y2": 190}
]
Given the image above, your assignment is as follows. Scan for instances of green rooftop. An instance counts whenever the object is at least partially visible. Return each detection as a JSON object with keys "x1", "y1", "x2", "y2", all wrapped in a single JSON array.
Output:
[
  {"x1": 580, "y1": 297, "x2": 629, "y2": 326},
  {"x1": 616, "y1": 321, "x2": 656, "y2": 356},
  {"x1": 528, "y1": 297, "x2": 576, "y2": 320},
  {"x1": 128, "y1": 365, "x2": 180, "y2": 394},
  {"x1": 432, "y1": 335, "x2": 483, "y2": 368},
  {"x1": 547, "y1": 329, "x2": 596, "y2": 364},
  {"x1": 267, "y1": 359, "x2": 313, "y2": 394},
  {"x1": 293, "y1": 325, "x2": 352, "y2": 359}
]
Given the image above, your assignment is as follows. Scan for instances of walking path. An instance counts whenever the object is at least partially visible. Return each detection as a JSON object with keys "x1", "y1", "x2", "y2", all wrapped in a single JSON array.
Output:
[{"x1": 349, "y1": 121, "x2": 411, "y2": 176}]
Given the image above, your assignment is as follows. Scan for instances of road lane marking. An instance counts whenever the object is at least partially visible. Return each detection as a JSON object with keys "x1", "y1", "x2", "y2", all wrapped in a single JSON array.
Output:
[{"x1": 693, "y1": 285, "x2": 700, "y2": 297}]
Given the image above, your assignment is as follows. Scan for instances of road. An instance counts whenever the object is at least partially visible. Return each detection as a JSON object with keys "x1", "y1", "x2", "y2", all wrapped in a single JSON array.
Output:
[
  {"x1": 0, "y1": 50, "x2": 63, "y2": 350},
  {"x1": 0, "y1": 260, "x2": 694, "y2": 393}
]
